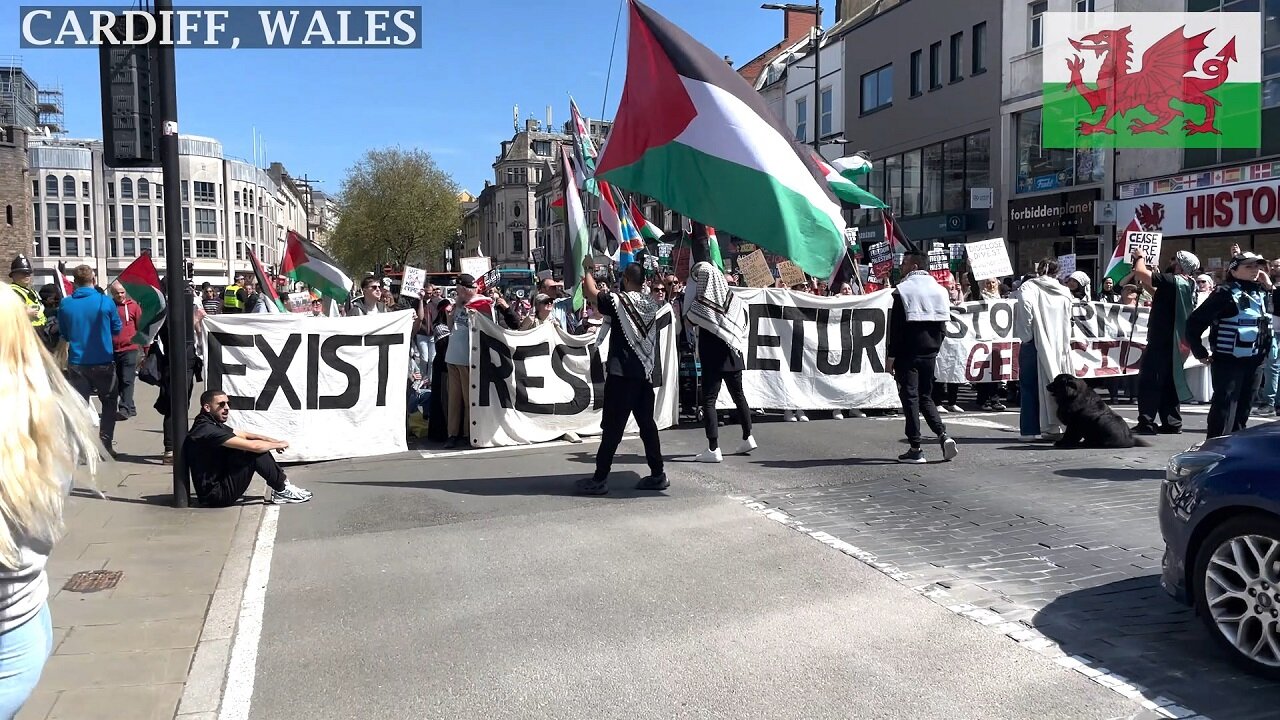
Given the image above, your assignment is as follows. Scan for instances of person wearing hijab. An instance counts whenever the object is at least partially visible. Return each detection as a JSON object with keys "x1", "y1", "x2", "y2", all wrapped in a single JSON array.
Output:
[
  {"x1": 683, "y1": 228, "x2": 756, "y2": 463},
  {"x1": 1065, "y1": 270, "x2": 1091, "y2": 301},
  {"x1": 1132, "y1": 248, "x2": 1200, "y2": 435}
]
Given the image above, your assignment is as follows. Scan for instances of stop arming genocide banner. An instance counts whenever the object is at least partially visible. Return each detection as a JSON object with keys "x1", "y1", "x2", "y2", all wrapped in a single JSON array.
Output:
[
  {"x1": 469, "y1": 310, "x2": 679, "y2": 448},
  {"x1": 935, "y1": 300, "x2": 1152, "y2": 383},
  {"x1": 203, "y1": 311, "x2": 414, "y2": 462},
  {"x1": 715, "y1": 288, "x2": 899, "y2": 411}
]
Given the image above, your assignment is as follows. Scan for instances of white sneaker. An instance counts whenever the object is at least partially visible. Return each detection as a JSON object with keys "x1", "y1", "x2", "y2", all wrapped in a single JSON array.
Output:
[
  {"x1": 1018, "y1": 435, "x2": 1039, "y2": 442},
  {"x1": 945, "y1": 404, "x2": 964, "y2": 414},
  {"x1": 848, "y1": 409, "x2": 867, "y2": 418},
  {"x1": 734, "y1": 436, "x2": 758, "y2": 455},
  {"x1": 937, "y1": 405, "x2": 950, "y2": 414},
  {"x1": 832, "y1": 411, "x2": 845, "y2": 420},
  {"x1": 562, "y1": 431, "x2": 583, "y2": 444},
  {"x1": 695, "y1": 448, "x2": 722, "y2": 463},
  {"x1": 941, "y1": 436, "x2": 958, "y2": 461},
  {"x1": 797, "y1": 412, "x2": 810, "y2": 422},
  {"x1": 270, "y1": 484, "x2": 311, "y2": 504},
  {"x1": 784, "y1": 410, "x2": 798, "y2": 422},
  {"x1": 285, "y1": 482, "x2": 312, "y2": 499}
]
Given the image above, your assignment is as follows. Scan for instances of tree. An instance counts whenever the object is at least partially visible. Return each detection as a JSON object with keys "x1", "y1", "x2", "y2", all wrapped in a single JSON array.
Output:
[{"x1": 329, "y1": 148, "x2": 462, "y2": 273}]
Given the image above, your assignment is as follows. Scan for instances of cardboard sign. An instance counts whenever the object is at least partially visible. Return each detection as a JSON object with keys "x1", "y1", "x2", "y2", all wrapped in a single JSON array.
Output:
[
  {"x1": 949, "y1": 243, "x2": 965, "y2": 272},
  {"x1": 776, "y1": 260, "x2": 807, "y2": 289},
  {"x1": 460, "y1": 256, "x2": 492, "y2": 280},
  {"x1": 1057, "y1": 253, "x2": 1076, "y2": 280},
  {"x1": 738, "y1": 250, "x2": 774, "y2": 288},
  {"x1": 965, "y1": 237, "x2": 1014, "y2": 280},
  {"x1": 927, "y1": 248, "x2": 951, "y2": 285},
  {"x1": 843, "y1": 228, "x2": 859, "y2": 249},
  {"x1": 1126, "y1": 231, "x2": 1163, "y2": 265},
  {"x1": 868, "y1": 242, "x2": 893, "y2": 279},
  {"x1": 400, "y1": 265, "x2": 426, "y2": 298},
  {"x1": 531, "y1": 246, "x2": 546, "y2": 264},
  {"x1": 658, "y1": 242, "x2": 674, "y2": 258},
  {"x1": 286, "y1": 292, "x2": 312, "y2": 313},
  {"x1": 476, "y1": 267, "x2": 501, "y2": 293}
]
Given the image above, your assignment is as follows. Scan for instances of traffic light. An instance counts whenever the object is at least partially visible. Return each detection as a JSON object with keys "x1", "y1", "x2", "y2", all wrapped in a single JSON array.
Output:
[
  {"x1": 185, "y1": 261, "x2": 194, "y2": 279},
  {"x1": 98, "y1": 15, "x2": 160, "y2": 168}
]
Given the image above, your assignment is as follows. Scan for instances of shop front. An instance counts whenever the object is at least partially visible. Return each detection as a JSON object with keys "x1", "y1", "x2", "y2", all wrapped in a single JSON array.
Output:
[
  {"x1": 1007, "y1": 188, "x2": 1102, "y2": 280},
  {"x1": 1117, "y1": 160, "x2": 1280, "y2": 278}
]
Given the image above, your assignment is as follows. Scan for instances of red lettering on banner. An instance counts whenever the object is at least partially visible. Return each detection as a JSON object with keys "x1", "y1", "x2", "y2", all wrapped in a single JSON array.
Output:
[
  {"x1": 993, "y1": 341, "x2": 1018, "y2": 381},
  {"x1": 965, "y1": 341, "x2": 1019, "y2": 382},
  {"x1": 1186, "y1": 194, "x2": 1209, "y2": 230},
  {"x1": 1091, "y1": 340, "x2": 1121, "y2": 376},
  {"x1": 1254, "y1": 186, "x2": 1277, "y2": 225},
  {"x1": 1213, "y1": 191, "x2": 1233, "y2": 227},
  {"x1": 965, "y1": 343, "x2": 989, "y2": 382}
]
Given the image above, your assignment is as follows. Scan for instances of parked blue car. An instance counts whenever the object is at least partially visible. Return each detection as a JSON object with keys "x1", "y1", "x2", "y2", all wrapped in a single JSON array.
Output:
[{"x1": 1160, "y1": 421, "x2": 1280, "y2": 678}]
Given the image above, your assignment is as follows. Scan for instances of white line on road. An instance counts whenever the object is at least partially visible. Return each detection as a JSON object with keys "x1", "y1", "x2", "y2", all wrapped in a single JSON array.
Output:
[{"x1": 218, "y1": 505, "x2": 279, "y2": 720}]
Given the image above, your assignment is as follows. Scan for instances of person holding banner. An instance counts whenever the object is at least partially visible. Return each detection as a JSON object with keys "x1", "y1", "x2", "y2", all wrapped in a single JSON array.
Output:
[
  {"x1": 683, "y1": 232, "x2": 756, "y2": 463},
  {"x1": 888, "y1": 251, "x2": 958, "y2": 464},
  {"x1": 574, "y1": 257, "x2": 667, "y2": 495},
  {"x1": 1132, "y1": 248, "x2": 1200, "y2": 435},
  {"x1": 443, "y1": 275, "x2": 521, "y2": 449},
  {"x1": 1013, "y1": 259, "x2": 1074, "y2": 441}
]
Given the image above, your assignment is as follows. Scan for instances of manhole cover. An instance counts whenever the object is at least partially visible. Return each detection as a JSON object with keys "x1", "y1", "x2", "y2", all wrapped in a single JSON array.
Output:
[{"x1": 63, "y1": 570, "x2": 122, "y2": 593}]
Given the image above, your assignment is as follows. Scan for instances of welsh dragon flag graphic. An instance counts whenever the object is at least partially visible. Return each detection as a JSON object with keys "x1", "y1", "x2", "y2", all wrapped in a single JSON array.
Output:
[
  {"x1": 595, "y1": 0, "x2": 846, "y2": 278},
  {"x1": 1041, "y1": 12, "x2": 1260, "y2": 148},
  {"x1": 115, "y1": 252, "x2": 166, "y2": 346}
]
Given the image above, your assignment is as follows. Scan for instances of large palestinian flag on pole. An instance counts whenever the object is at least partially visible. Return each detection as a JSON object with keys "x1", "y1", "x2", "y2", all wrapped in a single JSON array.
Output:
[
  {"x1": 560, "y1": 146, "x2": 591, "y2": 311},
  {"x1": 595, "y1": 0, "x2": 846, "y2": 278},
  {"x1": 115, "y1": 252, "x2": 166, "y2": 346},
  {"x1": 247, "y1": 247, "x2": 284, "y2": 312},
  {"x1": 281, "y1": 230, "x2": 353, "y2": 303}
]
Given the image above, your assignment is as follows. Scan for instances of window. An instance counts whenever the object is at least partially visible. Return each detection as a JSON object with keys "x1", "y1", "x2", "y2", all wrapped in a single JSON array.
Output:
[
  {"x1": 45, "y1": 175, "x2": 57, "y2": 196},
  {"x1": 950, "y1": 33, "x2": 964, "y2": 82},
  {"x1": 972, "y1": 22, "x2": 987, "y2": 74},
  {"x1": 140, "y1": 238, "x2": 152, "y2": 256},
  {"x1": 121, "y1": 178, "x2": 133, "y2": 199},
  {"x1": 182, "y1": 208, "x2": 189, "y2": 235},
  {"x1": 235, "y1": 211, "x2": 241, "y2": 237},
  {"x1": 65, "y1": 237, "x2": 78, "y2": 256},
  {"x1": 885, "y1": 154, "x2": 902, "y2": 215},
  {"x1": 139, "y1": 206, "x2": 151, "y2": 233},
  {"x1": 47, "y1": 237, "x2": 61, "y2": 256},
  {"x1": 122, "y1": 205, "x2": 134, "y2": 232},
  {"x1": 532, "y1": 140, "x2": 553, "y2": 156},
  {"x1": 1030, "y1": 1, "x2": 1048, "y2": 50},
  {"x1": 81, "y1": 180, "x2": 89, "y2": 197},
  {"x1": 63, "y1": 175, "x2": 74, "y2": 197},
  {"x1": 155, "y1": 184, "x2": 162, "y2": 200},
  {"x1": 902, "y1": 149, "x2": 922, "y2": 216},
  {"x1": 820, "y1": 87, "x2": 833, "y2": 137},
  {"x1": 1015, "y1": 107, "x2": 1098, "y2": 193},
  {"x1": 512, "y1": 230, "x2": 524, "y2": 253},
  {"x1": 32, "y1": 205, "x2": 38, "y2": 230},
  {"x1": 108, "y1": 205, "x2": 116, "y2": 232},
  {"x1": 943, "y1": 138, "x2": 966, "y2": 211},
  {"x1": 33, "y1": 236, "x2": 41, "y2": 257},
  {"x1": 107, "y1": 181, "x2": 114, "y2": 199},
  {"x1": 123, "y1": 237, "x2": 136, "y2": 257},
  {"x1": 910, "y1": 50, "x2": 923, "y2": 97},
  {"x1": 83, "y1": 204, "x2": 90, "y2": 233},
  {"x1": 860, "y1": 64, "x2": 893, "y2": 114},
  {"x1": 108, "y1": 238, "x2": 117, "y2": 257},
  {"x1": 234, "y1": 190, "x2": 240, "y2": 206},
  {"x1": 236, "y1": 241, "x2": 244, "y2": 260},
  {"x1": 137, "y1": 178, "x2": 149, "y2": 199},
  {"x1": 922, "y1": 143, "x2": 943, "y2": 214},
  {"x1": 194, "y1": 181, "x2": 216, "y2": 203},
  {"x1": 929, "y1": 42, "x2": 942, "y2": 90},
  {"x1": 32, "y1": 180, "x2": 37, "y2": 197},
  {"x1": 46, "y1": 203, "x2": 58, "y2": 231},
  {"x1": 965, "y1": 131, "x2": 991, "y2": 200},
  {"x1": 181, "y1": 181, "x2": 189, "y2": 202},
  {"x1": 196, "y1": 208, "x2": 217, "y2": 234},
  {"x1": 795, "y1": 97, "x2": 808, "y2": 141},
  {"x1": 157, "y1": 207, "x2": 164, "y2": 232},
  {"x1": 4, "y1": 205, "x2": 10, "y2": 226},
  {"x1": 63, "y1": 203, "x2": 76, "y2": 231},
  {"x1": 196, "y1": 239, "x2": 218, "y2": 258},
  {"x1": 1074, "y1": 0, "x2": 1094, "y2": 10}
]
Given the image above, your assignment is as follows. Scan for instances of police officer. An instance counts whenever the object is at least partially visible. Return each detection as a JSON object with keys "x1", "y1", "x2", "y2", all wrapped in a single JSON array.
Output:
[
  {"x1": 9, "y1": 255, "x2": 45, "y2": 327},
  {"x1": 222, "y1": 275, "x2": 244, "y2": 313},
  {"x1": 1187, "y1": 252, "x2": 1275, "y2": 438}
]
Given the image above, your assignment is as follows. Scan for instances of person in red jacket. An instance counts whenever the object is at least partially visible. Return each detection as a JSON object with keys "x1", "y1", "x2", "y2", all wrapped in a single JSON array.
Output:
[{"x1": 108, "y1": 281, "x2": 147, "y2": 420}]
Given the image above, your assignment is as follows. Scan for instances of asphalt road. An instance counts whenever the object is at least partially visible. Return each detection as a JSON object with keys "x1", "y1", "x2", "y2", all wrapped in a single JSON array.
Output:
[{"x1": 239, "y1": 407, "x2": 1168, "y2": 720}]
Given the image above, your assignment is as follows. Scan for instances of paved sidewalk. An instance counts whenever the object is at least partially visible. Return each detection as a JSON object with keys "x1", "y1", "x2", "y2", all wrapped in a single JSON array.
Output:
[{"x1": 18, "y1": 385, "x2": 259, "y2": 720}]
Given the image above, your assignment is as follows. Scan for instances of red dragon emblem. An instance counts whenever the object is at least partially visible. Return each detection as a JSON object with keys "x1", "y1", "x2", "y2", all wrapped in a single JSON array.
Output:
[
  {"x1": 1136, "y1": 202, "x2": 1165, "y2": 231},
  {"x1": 1066, "y1": 25, "x2": 1237, "y2": 136}
]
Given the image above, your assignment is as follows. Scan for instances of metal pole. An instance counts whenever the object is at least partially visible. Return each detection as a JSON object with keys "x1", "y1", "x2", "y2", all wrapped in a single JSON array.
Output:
[
  {"x1": 155, "y1": 0, "x2": 189, "y2": 508},
  {"x1": 811, "y1": 2, "x2": 822, "y2": 152}
]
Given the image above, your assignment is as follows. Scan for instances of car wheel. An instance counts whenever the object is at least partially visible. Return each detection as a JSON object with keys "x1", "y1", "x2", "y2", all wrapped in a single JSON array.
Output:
[{"x1": 1194, "y1": 514, "x2": 1280, "y2": 679}]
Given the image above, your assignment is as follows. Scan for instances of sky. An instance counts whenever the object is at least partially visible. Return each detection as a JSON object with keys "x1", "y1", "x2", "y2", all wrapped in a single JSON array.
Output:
[{"x1": 1, "y1": 0, "x2": 829, "y2": 197}]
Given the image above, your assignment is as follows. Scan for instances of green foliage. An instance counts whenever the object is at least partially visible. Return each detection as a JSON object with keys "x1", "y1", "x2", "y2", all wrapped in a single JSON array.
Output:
[{"x1": 329, "y1": 147, "x2": 462, "y2": 273}]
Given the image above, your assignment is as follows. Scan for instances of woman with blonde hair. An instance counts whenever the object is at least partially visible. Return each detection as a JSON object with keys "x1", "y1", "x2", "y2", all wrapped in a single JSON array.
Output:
[{"x1": 0, "y1": 282, "x2": 103, "y2": 717}]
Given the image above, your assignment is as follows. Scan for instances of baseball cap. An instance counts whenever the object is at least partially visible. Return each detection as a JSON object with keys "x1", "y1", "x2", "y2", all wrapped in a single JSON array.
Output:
[
  {"x1": 534, "y1": 293, "x2": 552, "y2": 304},
  {"x1": 456, "y1": 273, "x2": 477, "y2": 289},
  {"x1": 1231, "y1": 251, "x2": 1266, "y2": 270}
]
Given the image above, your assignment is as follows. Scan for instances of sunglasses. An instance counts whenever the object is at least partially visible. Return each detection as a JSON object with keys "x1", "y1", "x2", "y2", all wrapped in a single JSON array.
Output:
[{"x1": 213, "y1": 400, "x2": 229, "y2": 408}]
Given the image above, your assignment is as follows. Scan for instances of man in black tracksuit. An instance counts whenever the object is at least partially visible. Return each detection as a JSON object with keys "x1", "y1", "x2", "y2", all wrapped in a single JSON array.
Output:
[{"x1": 888, "y1": 251, "x2": 958, "y2": 464}]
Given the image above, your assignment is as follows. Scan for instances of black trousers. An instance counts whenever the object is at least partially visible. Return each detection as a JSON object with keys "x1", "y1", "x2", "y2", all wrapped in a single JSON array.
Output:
[
  {"x1": 932, "y1": 382, "x2": 958, "y2": 406},
  {"x1": 594, "y1": 374, "x2": 664, "y2": 482},
  {"x1": 1207, "y1": 355, "x2": 1264, "y2": 439},
  {"x1": 114, "y1": 349, "x2": 140, "y2": 417},
  {"x1": 197, "y1": 450, "x2": 288, "y2": 508},
  {"x1": 702, "y1": 368, "x2": 751, "y2": 450},
  {"x1": 1137, "y1": 348, "x2": 1183, "y2": 429},
  {"x1": 896, "y1": 356, "x2": 947, "y2": 448}
]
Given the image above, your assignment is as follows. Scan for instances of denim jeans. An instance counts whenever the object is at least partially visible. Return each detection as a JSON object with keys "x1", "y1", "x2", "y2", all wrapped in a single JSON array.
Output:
[
  {"x1": 414, "y1": 334, "x2": 434, "y2": 382},
  {"x1": 0, "y1": 604, "x2": 52, "y2": 719},
  {"x1": 1018, "y1": 340, "x2": 1040, "y2": 437},
  {"x1": 1256, "y1": 337, "x2": 1280, "y2": 408},
  {"x1": 67, "y1": 363, "x2": 119, "y2": 445}
]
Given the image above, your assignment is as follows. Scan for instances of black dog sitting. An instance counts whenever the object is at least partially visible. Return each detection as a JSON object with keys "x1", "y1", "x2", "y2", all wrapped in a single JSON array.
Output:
[{"x1": 1045, "y1": 374, "x2": 1147, "y2": 449}]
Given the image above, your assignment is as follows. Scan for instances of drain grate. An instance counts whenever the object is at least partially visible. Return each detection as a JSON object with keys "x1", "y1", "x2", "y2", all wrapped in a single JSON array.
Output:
[{"x1": 63, "y1": 570, "x2": 123, "y2": 593}]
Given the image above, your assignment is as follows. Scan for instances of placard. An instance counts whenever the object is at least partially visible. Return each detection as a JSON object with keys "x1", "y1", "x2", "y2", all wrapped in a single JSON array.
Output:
[
  {"x1": 738, "y1": 250, "x2": 774, "y2": 288},
  {"x1": 868, "y1": 242, "x2": 893, "y2": 279},
  {"x1": 776, "y1": 260, "x2": 807, "y2": 288},
  {"x1": 203, "y1": 311, "x2": 414, "y2": 462},
  {"x1": 400, "y1": 265, "x2": 426, "y2": 298},
  {"x1": 658, "y1": 242, "x2": 674, "y2": 258},
  {"x1": 927, "y1": 248, "x2": 951, "y2": 285},
  {"x1": 476, "y1": 267, "x2": 501, "y2": 292},
  {"x1": 460, "y1": 256, "x2": 492, "y2": 280},
  {"x1": 965, "y1": 237, "x2": 1014, "y2": 280},
  {"x1": 1126, "y1": 231, "x2": 1163, "y2": 265},
  {"x1": 949, "y1": 243, "x2": 966, "y2": 272},
  {"x1": 285, "y1": 292, "x2": 312, "y2": 313},
  {"x1": 1057, "y1": 253, "x2": 1076, "y2": 280},
  {"x1": 843, "y1": 228, "x2": 859, "y2": 249}
]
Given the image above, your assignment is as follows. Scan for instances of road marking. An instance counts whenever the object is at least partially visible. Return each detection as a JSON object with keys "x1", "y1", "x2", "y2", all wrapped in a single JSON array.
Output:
[
  {"x1": 938, "y1": 417, "x2": 1019, "y2": 431},
  {"x1": 218, "y1": 505, "x2": 279, "y2": 720}
]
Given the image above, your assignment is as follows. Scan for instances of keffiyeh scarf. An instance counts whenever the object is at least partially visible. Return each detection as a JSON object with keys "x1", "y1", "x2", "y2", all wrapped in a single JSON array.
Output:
[
  {"x1": 686, "y1": 261, "x2": 749, "y2": 359},
  {"x1": 611, "y1": 290, "x2": 663, "y2": 377}
]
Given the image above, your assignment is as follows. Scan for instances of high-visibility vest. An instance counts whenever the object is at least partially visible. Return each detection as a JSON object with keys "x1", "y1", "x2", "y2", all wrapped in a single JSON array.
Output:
[
  {"x1": 223, "y1": 284, "x2": 242, "y2": 311},
  {"x1": 12, "y1": 284, "x2": 45, "y2": 327},
  {"x1": 1213, "y1": 283, "x2": 1272, "y2": 359}
]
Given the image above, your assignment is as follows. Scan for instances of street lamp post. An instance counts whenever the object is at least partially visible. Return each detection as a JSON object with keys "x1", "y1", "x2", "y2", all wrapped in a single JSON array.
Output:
[{"x1": 762, "y1": 2, "x2": 822, "y2": 151}]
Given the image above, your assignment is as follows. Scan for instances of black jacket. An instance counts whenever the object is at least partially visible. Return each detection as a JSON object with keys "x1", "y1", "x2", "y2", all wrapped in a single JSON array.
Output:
[{"x1": 887, "y1": 291, "x2": 946, "y2": 361}]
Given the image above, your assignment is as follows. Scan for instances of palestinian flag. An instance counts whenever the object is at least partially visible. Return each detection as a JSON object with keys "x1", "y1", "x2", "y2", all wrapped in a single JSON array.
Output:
[
  {"x1": 815, "y1": 154, "x2": 887, "y2": 209},
  {"x1": 831, "y1": 154, "x2": 872, "y2": 180},
  {"x1": 705, "y1": 226, "x2": 725, "y2": 272},
  {"x1": 53, "y1": 261, "x2": 73, "y2": 299},
  {"x1": 1105, "y1": 211, "x2": 1145, "y2": 287},
  {"x1": 569, "y1": 96, "x2": 599, "y2": 195},
  {"x1": 560, "y1": 146, "x2": 591, "y2": 311},
  {"x1": 628, "y1": 201, "x2": 663, "y2": 243},
  {"x1": 882, "y1": 212, "x2": 916, "y2": 254},
  {"x1": 115, "y1": 252, "x2": 166, "y2": 346},
  {"x1": 595, "y1": 0, "x2": 846, "y2": 279},
  {"x1": 281, "y1": 230, "x2": 353, "y2": 303},
  {"x1": 247, "y1": 247, "x2": 283, "y2": 312},
  {"x1": 596, "y1": 181, "x2": 626, "y2": 259}
]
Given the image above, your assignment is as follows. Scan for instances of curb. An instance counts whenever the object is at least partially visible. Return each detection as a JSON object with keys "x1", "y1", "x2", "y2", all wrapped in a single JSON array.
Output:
[
  {"x1": 175, "y1": 503, "x2": 264, "y2": 720},
  {"x1": 739, "y1": 498, "x2": 1209, "y2": 720}
]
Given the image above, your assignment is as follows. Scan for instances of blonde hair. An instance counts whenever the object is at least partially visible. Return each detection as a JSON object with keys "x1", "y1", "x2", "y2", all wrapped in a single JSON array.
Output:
[{"x1": 0, "y1": 282, "x2": 103, "y2": 568}]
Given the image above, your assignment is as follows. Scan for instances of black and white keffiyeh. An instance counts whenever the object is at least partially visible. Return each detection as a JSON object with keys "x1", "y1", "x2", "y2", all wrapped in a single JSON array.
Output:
[
  {"x1": 610, "y1": 290, "x2": 662, "y2": 377},
  {"x1": 686, "y1": 261, "x2": 749, "y2": 359}
]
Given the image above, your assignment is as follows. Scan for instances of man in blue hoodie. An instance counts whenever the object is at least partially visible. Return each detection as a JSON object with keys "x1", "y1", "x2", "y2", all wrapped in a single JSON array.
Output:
[{"x1": 58, "y1": 265, "x2": 122, "y2": 452}]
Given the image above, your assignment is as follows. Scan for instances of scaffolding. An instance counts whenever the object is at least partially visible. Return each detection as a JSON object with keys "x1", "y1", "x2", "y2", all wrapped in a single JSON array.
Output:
[{"x1": 0, "y1": 57, "x2": 64, "y2": 135}]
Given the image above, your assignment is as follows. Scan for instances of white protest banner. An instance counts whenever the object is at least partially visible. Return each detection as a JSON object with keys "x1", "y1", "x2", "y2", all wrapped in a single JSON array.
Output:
[
  {"x1": 1126, "y1": 231, "x2": 1163, "y2": 265},
  {"x1": 460, "y1": 256, "x2": 492, "y2": 279},
  {"x1": 1057, "y1": 253, "x2": 1076, "y2": 279},
  {"x1": 401, "y1": 265, "x2": 427, "y2": 298},
  {"x1": 469, "y1": 308, "x2": 679, "y2": 447},
  {"x1": 715, "y1": 288, "x2": 899, "y2": 411},
  {"x1": 203, "y1": 311, "x2": 414, "y2": 462},
  {"x1": 966, "y1": 237, "x2": 1014, "y2": 280}
]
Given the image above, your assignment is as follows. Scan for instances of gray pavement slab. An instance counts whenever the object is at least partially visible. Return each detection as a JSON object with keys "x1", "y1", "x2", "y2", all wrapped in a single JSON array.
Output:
[{"x1": 249, "y1": 450, "x2": 1141, "y2": 720}]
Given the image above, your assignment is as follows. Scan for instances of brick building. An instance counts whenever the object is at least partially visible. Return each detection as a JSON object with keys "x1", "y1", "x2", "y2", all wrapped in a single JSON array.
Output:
[{"x1": 0, "y1": 127, "x2": 31, "y2": 268}]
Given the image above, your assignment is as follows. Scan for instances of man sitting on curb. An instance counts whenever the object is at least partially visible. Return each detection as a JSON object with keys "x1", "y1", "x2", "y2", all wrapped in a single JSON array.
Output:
[{"x1": 185, "y1": 390, "x2": 313, "y2": 507}]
